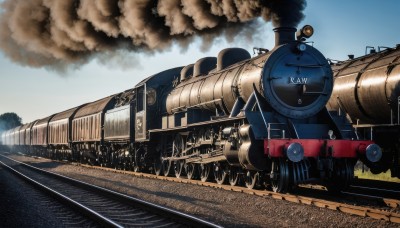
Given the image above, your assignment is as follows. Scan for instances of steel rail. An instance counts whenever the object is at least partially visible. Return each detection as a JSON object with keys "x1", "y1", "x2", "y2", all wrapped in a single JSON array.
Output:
[
  {"x1": 350, "y1": 185, "x2": 400, "y2": 194},
  {"x1": 0, "y1": 160, "x2": 122, "y2": 228},
  {"x1": 342, "y1": 190, "x2": 400, "y2": 207},
  {"x1": 1, "y1": 155, "x2": 222, "y2": 228}
]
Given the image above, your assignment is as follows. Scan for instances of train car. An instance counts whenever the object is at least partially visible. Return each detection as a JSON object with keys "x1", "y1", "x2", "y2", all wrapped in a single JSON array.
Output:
[
  {"x1": 11, "y1": 126, "x2": 22, "y2": 149},
  {"x1": 17, "y1": 123, "x2": 29, "y2": 151},
  {"x1": 3, "y1": 130, "x2": 9, "y2": 146},
  {"x1": 22, "y1": 121, "x2": 37, "y2": 154},
  {"x1": 48, "y1": 105, "x2": 86, "y2": 160},
  {"x1": 0, "y1": 131, "x2": 3, "y2": 150},
  {"x1": 101, "y1": 67, "x2": 183, "y2": 172},
  {"x1": 71, "y1": 95, "x2": 118, "y2": 164},
  {"x1": 1, "y1": 129, "x2": 11, "y2": 149},
  {"x1": 327, "y1": 45, "x2": 400, "y2": 178},
  {"x1": 31, "y1": 115, "x2": 56, "y2": 156},
  {"x1": 130, "y1": 67, "x2": 184, "y2": 172},
  {"x1": 103, "y1": 89, "x2": 135, "y2": 169},
  {"x1": 16, "y1": 124, "x2": 29, "y2": 152},
  {"x1": 0, "y1": 130, "x2": 6, "y2": 150},
  {"x1": 17, "y1": 122, "x2": 36, "y2": 153},
  {"x1": 143, "y1": 26, "x2": 381, "y2": 192},
  {"x1": 1, "y1": 127, "x2": 17, "y2": 152},
  {"x1": 6, "y1": 126, "x2": 22, "y2": 152}
]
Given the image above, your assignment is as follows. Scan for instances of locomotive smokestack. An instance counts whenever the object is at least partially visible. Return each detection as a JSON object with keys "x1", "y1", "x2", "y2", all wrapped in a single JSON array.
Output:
[{"x1": 274, "y1": 27, "x2": 297, "y2": 46}]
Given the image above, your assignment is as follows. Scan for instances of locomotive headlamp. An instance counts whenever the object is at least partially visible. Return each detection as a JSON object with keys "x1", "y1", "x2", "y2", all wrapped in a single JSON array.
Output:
[
  {"x1": 365, "y1": 144, "x2": 382, "y2": 163},
  {"x1": 285, "y1": 142, "x2": 304, "y2": 162},
  {"x1": 302, "y1": 25, "x2": 314, "y2": 37},
  {"x1": 296, "y1": 25, "x2": 314, "y2": 40}
]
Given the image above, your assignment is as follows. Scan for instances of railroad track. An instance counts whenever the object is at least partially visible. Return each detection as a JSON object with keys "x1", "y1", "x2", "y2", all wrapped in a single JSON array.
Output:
[
  {"x1": 339, "y1": 178, "x2": 400, "y2": 209},
  {"x1": 0, "y1": 155, "x2": 221, "y2": 228},
  {"x1": 72, "y1": 160, "x2": 400, "y2": 224},
  {"x1": 351, "y1": 178, "x2": 400, "y2": 197},
  {"x1": 3, "y1": 153, "x2": 400, "y2": 224},
  {"x1": 296, "y1": 182, "x2": 400, "y2": 210}
]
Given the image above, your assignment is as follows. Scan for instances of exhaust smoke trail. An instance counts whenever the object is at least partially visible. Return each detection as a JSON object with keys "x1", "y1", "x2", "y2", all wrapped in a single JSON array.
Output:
[{"x1": 0, "y1": 0, "x2": 306, "y2": 71}]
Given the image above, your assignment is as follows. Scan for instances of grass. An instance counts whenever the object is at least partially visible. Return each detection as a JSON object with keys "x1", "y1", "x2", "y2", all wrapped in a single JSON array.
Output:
[{"x1": 354, "y1": 169, "x2": 400, "y2": 183}]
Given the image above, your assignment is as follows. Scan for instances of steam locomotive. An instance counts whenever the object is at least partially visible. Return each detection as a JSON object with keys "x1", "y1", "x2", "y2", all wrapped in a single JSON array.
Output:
[
  {"x1": 327, "y1": 45, "x2": 400, "y2": 179},
  {"x1": 1, "y1": 25, "x2": 382, "y2": 193}
]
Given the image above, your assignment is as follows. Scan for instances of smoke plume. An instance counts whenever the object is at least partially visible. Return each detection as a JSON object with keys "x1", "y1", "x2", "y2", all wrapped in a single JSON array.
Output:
[{"x1": 0, "y1": 0, "x2": 306, "y2": 70}]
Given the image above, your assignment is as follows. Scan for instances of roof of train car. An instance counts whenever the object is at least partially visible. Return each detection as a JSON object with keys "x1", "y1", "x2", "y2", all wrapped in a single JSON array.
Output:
[
  {"x1": 25, "y1": 121, "x2": 38, "y2": 130},
  {"x1": 18, "y1": 123, "x2": 31, "y2": 131},
  {"x1": 5, "y1": 128, "x2": 16, "y2": 136},
  {"x1": 331, "y1": 45, "x2": 400, "y2": 71},
  {"x1": 51, "y1": 104, "x2": 87, "y2": 122},
  {"x1": 8, "y1": 126, "x2": 22, "y2": 136},
  {"x1": 135, "y1": 67, "x2": 183, "y2": 87},
  {"x1": 74, "y1": 95, "x2": 117, "y2": 118},
  {"x1": 34, "y1": 115, "x2": 55, "y2": 126},
  {"x1": 12, "y1": 125, "x2": 22, "y2": 132}
]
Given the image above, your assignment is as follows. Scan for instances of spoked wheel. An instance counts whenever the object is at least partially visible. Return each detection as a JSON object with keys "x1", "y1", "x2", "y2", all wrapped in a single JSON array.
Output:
[
  {"x1": 72, "y1": 148, "x2": 79, "y2": 162},
  {"x1": 123, "y1": 160, "x2": 131, "y2": 171},
  {"x1": 214, "y1": 162, "x2": 228, "y2": 185},
  {"x1": 200, "y1": 163, "x2": 212, "y2": 182},
  {"x1": 110, "y1": 152, "x2": 117, "y2": 169},
  {"x1": 133, "y1": 165, "x2": 140, "y2": 172},
  {"x1": 161, "y1": 135, "x2": 174, "y2": 177},
  {"x1": 198, "y1": 128, "x2": 214, "y2": 182},
  {"x1": 245, "y1": 171, "x2": 260, "y2": 189},
  {"x1": 154, "y1": 154, "x2": 163, "y2": 176},
  {"x1": 184, "y1": 132, "x2": 198, "y2": 180},
  {"x1": 185, "y1": 163, "x2": 199, "y2": 180},
  {"x1": 174, "y1": 160, "x2": 185, "y2": 178},
  {"x1": 162, "y1": 159, "x2": 172, "y2": 177},
  {"x1": 98, "y1": 150, "x2": 107, "y2": 167},
  {"x1": 133, "y1": 149, "x2": 142, "y2": 172},
  {"x1": 228, "y1": 167, "x2": 241, "y2": 186},
  {"x1": 172, "y1": 134, "x2": 185, "y2": 178},
  {"x1": 270, "y1": 159, "x2": 291, "y2": 193},
  {"x1": 80, "y1": 151, "x2": 85, "y2": 164}
]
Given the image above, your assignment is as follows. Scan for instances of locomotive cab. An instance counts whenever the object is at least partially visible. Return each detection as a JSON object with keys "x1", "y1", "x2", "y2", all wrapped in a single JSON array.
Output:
[{"x1": 133, "y1": 67, "x2": 183, "y2": 142}]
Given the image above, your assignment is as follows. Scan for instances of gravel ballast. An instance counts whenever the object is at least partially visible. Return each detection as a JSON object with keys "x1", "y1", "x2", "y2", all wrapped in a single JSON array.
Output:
[{"x1": 4, "y1": 154, "x2": 399, "y2": 227}]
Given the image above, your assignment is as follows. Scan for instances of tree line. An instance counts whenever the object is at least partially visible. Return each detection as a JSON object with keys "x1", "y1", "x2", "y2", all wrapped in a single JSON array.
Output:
[{"x1": 0, "y1": 112, "x2": 22, "y2": 132}]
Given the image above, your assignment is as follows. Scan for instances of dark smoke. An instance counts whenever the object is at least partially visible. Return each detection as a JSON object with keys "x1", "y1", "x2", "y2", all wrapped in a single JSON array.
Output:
[{"x1": 0, "y1": 0, "x2": 306, "y2": 70}]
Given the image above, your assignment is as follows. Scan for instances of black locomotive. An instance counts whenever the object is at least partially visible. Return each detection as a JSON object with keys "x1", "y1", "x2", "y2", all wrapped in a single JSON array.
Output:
[
  {"x1": 1, "y1": 25, "x2": 381, "y2": 193},
  {"x1": 327, "y1": 45, "x2": 400, "y2": 178}
]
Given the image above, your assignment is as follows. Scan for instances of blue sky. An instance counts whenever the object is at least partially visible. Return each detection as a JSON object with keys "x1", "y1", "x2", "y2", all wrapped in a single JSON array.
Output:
[{"x1": 1, "y1": 0, "x2": 399, "y2": 124}]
